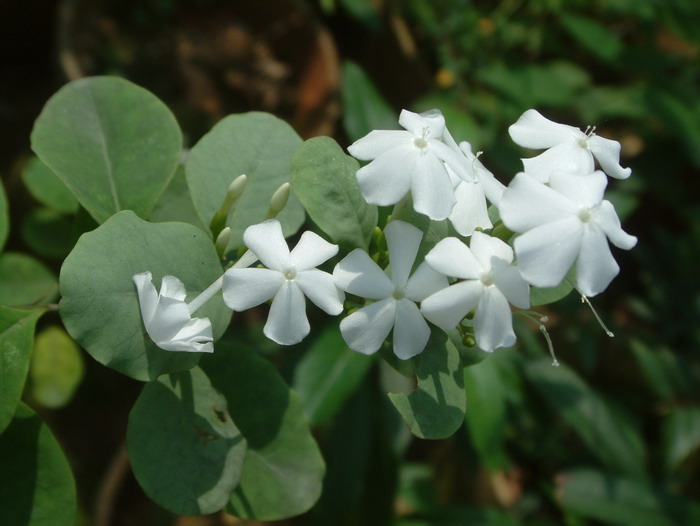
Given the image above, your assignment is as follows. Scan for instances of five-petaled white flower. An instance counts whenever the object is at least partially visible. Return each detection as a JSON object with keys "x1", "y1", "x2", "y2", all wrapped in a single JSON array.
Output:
[
  {"x1": 333, "y1": 220, "x2": 448, "y2": 359},
  {"x1": 420, "y1": 232, "x2": 530, "y2": 352},
  {"x1": 222, "y1": 219, "x2": 344, "y2": 346},
  {"x1": 509, "y1": 109, "x2": 632, "y2": 182},
  {"x1": 499, "y1": 170, "x2": 638, "y2": 297},
  {"x1": 348, "y1": 109, "x2": 473, "y2": 221},
  {"x1": 133, "y1": 271, "x2": 214, "y2": 353}
]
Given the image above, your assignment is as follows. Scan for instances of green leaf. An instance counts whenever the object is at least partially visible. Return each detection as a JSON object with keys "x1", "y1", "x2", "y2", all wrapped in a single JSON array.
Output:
[
  {"x1": 21, "y1": 208, "x2": 75, "y2": 260},
  {"x1": 0, "y1": 252, "x2": 58, "y2": 307},
  {"x1": 293, "y1": 326, "x2": 375, "y2": 426},
  {"x1": 31, "y1": 76, "x2": 183, "y2": 223},
  {"x1": 149, "y1": 164, "x2": 205, "y2": 230},
  {"x1": 185, "y1": 112, "x2": 305, "y2": 248},
  {"x1": 0, "y1": 306, "x2": 44, "y2": 433},
  {"x1": 524, "y1": 360, "x2": 646, "y2": 479},
  {"x1": 30, "y1": 326, "x2": 84, "y2": 409},
  {"x1": 59, "y1": 210, "x2": 231, "y2": 381},
  {"x1": 0, "y1": 178, "x2": 8, "y2": 252},
  {"x1": 127, "y1": 367, "x2": 246, "y2": 515},
  {"x1": 341, "y1": 61, "x2": 397, "y2": 142},
  {"x1": 661, "y1": 407, "x2": 700, "y2": 474},
  {"x1": 22, "y1": 157, "x2": 78, "y2": 214},
  {"x1": 0, "y1": 403, "x2": 76, "y2": 526},
  {"x1": 561, "y1": 14, "x2": 624, "y2": 62},
  {"x1": 558, "y1": 469, "x2": 700, "y2": 526},
  {"x1": 201, "y1": 341, "x2": 325, "y2": 520},
  {"x1": 389, "y1": 331, "x2": 466, "y2": 439},
  {"x1": 530, "y1": 273, "x2": 575, "y2": 306},
  {"x1": 291, "y1": 136, "x2": 378, "y2": 250}
]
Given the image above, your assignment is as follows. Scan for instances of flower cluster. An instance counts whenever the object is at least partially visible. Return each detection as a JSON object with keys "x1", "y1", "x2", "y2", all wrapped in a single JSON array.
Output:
[{"x1": 133, "y1": 108, "x2": 636, "y2": 360}]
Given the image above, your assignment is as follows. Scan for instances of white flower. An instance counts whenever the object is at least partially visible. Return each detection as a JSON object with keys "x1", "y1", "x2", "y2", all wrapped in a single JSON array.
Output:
[
  {"x1": 446, "y1": 142, "x2": 506, "y2": 236},
  {"x1": 347, "y1": 109, "x2": 473, "y2": 221},
  {"x1": 499, "y1": 170, "x2": 638, "y2": 296},
  {"x1": 333, "y1": 220, "x2": 448, "y2": 359},
  {"x1": 133, "y1": 271, "x2": 214, "y2": 353},
  {"x1": 509, "y1": 109, "x2": 632, "y2": 182},
  {"x1": 420, "y1": 232, "x2": 530, "y2": 352},
  {"x1": 222, "y1": 219, "x2": 343, "y2": 346}
]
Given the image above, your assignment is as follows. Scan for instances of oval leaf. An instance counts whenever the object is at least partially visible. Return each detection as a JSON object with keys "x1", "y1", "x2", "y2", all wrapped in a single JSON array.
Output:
[
  {"x1": 30, "y1": 326, "x2": 84, "y2": 409},
  {"x1": 31, "y1": 76, "x2": 182, "y2": 223},
  {"x1": 59, "y1": 210, "x2": 231, "y2": 381},
  {"x1": 127, "y1": 367, "x2": 246, "y2": 515},
  {"x1": 0, "y1": 252, "x2": 58, "y2": 307},
  {"x1": 22, "y1": 157, "x2": 78, "y2": 214}
]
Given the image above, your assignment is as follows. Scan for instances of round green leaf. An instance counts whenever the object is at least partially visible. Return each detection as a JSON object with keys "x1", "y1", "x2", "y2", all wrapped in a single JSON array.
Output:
[
  {"x1": 291, "y1": 136, "x2": 378, "y2": 250},
  {"x1": 0, "y1": 306, "x2": 44, "y2": 433},
  {"x1": 59, "y1": 210, "x2": 231, "y2": 381},
  {"x1": 185, "y1": 112, "x2": 305, "y2": 249},
  {"x1": 21, "y1": 208, "x2": 75, "y2": 260},
  {"x1": 127, "y1": 367, "x2": 247, "y2": 515},
  {"x1": 0, "y1": 179, "x2": 8, "y2": 252},
  {"x1": 0, "y1": 403, "x2": 76, "y2": 526},
  {"x1": 31, "y1": 76, "x2": 183, "y2": 224},
  {"x1": 201, "y1": 341, "x2": 326, "y2": 520},
  {"x1": 22, "y1": 157, "x2": 78, "y2": 214},
  {"x1": 0, "y1": 252, "x2": 58, "y2": 307},
  {"x1": 30, "y1": 326, "x2": 84, "y2": 409}
]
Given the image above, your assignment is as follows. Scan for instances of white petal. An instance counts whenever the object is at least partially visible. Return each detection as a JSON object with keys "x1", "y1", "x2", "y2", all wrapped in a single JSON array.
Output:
[
  {"x1": 148, "y1": 296, "x2": 193, "y2": 343},
  {"x1": 243, "y1": 219, "x2": 290, "y2": 271},
  {"x1": 522, "y1": 142, "x2": 594, "y2": 182},
  {"x1": 333, "y1": 249, "x2": 393, "y2": 299},
  {"x1": 160, "y1": 339, "x2": 214, "y2": 353},
  {"x1": 508, "y1": 109, "x2": 582, "y2": 149},
  {"x1": 405, "y1": 261, "x2": 449, "y2": 302},
  {"x1": 385, "y1": 220, "x2": 422, "y2": 287},
  {"x1": 159, "y1": 275, "x2": 187, "y2": 302},
  {"x1": 399, "y1": 108, "x2": 445, "y2": 138},
  {"x1": 474, "y1": 287, "x2": 516, "y2": 352},
  {"x1": 575, "y1": 225, "x2": 619, "y2": 297},
  {"x1": 166, "y1": 317, "x2": 214, "y2": 353},
  {"x1": 133, "y1": 271, "x2": 158, "y2": 323},
  {"x1": 469, "y1": 231, "x2": 514, "y2": 269},
  {"x1": 449, "y1": 180, "x2": 492, "y2": 236},
  {"x1": 410, "y1": 150, "x2": 457, "y2": 220},
  {"x1": 295, "y1": 269, "x2": 344, "y2": 315},
  {"x1": 348, "y1": 129, "x2": 413, "y2": 160},
  {"x1": 340, "y1": 298, "x2": 397, "y2": 355},
  {"x1": 593, "y1": 200, "x2": 638, "y2": 250},
  {"x1": 264, "y1": 281, "x2": 309, "y2": 345},
  {"x1": 393, "y1": 299, "x2": 431, "y2": 360},
  {"x1": 290, "y1": 230, "x2": 339, "y2": 270},
  {"x1": 513, "y1": 218, "x2": 583, "y2": 288},
  {"x1": 222, "y1": 267, "x2": 284, "y2": 311},
  {"x1": 475, "y1": 165, "x2": 506, "y2": 207},
  {"x1": 356, "y1": 145, "x2": 415, "y2": 206},
  {"x1": 588, "y1": 135, "x2": 632, "y2": 179},
  {"x1": 420, "y1": 280, "x2": 483, "y2": 330},
  {"x1": 493, "y1": 266, "x2": 530, "y2": 309},
  {"x1": 499, "y1": 173, "x2": 575, "y2": 232},
  {"x1": 548, "y1": 170, "x2": 607, "y2": 209},
  {"x1": 425, "y1": 237, "x2": 483, "y2": 279},
  {"x1": 431, "y1": 140, "x2": 475, "y2": 183}
]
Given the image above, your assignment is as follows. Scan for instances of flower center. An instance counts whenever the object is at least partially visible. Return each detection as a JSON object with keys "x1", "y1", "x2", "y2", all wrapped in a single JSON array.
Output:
[
  {"x1": 413, "y1": 127, "x2": 430, "y2": 150},
  {"x1": 577, "y1": 125, "x2": 597, "y2": 149},
  {"x1": 392, "y1": 287, "x2": 406, "y2": 300},
  {"x1": 283, "y1": 267, "x2": 297, "y2": 280},
  {"x1": 578, "y1": 208, "x2": 592, "y2": 223},
  {"x1": 480, "y1": 270, "x2": 495, "y2": 287}
]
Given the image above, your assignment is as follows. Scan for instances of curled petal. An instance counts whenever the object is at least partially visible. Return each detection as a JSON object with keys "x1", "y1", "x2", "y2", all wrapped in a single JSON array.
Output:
[
  {"x1": 356, "y1": 145, "x2": 415, "y2": 206},
  {"x1": 290, "y1": 230, "x2": 339, "y2": 270},
  {"x1": 549, "y1": 170, "x2": 607, "y2": 209},
  {"x1": 393, "y1": 299, "x2": 432, "y2": 360},
  {"x1": 348, "y1": 129, "x2": 413, "y2": 160},
  {"x1": 405, "y1": 261, "x2": 449, "y2": 302},
  {"x1": 509, "y1": 109, "x2": 581, "y2": 149},
  {"x1": 593, "y1": 200, "x2": 638, "y2": 250},
  {"x1": 340, "y1": 298, "x2": 397, "y2": 355},
  {"x1": 243, "y1": 219, "x2": 290, "y2": 271},
  {"x1": 295, "y1": 269, "x2": 344, "y2": 315},
  {"x1": 265, "y1": 281, "x2": 309, "y2": 345},
  {"x1": 469, "y1": 231, "x2": 514, "y2": 269},
  {"x1": 133, "y1": 271, "x2": 158, "y2": 323},
  {"x1": 588, "y1": 135, "x2": 632, "y2": 179},
  {"x1": 425, "y1": 237, "x2": 482, "y2": 279},
  {"x1": 499, "y1": 173, "x2": 575, "y2": 232},
  {"x1": 163, "y1": 318, "x2": 214, "y2": 353},
  {"x1": 147, "y1": 296, "x2": 193, "y2": 343},
  {"x1": 449, "y1": 179, "x2": 492, "y2": 236},
  {"x1": 223, "y1": 267, "x2": 284, "y2": 311},
  {"x1": 410, "y1": 150, "x2": 456, "y2": 220},
  {"x1": 385, "y1": 220, "x2": 422, "y2": 288},
  {"x1": 420, "y1": 280, "x2": 483, "y2": 330},
  {"x1": 159, "y1": 275, "x2": 187, "y2": 302},
  {"x1": 575, "y1": 225, "x2": 620, "y2": 297},
  {"x1": 431, "y1": 140, "x2": 475, "y2": 183},
  {"x1": 494, "y1": 265, "x2": 530, "y2": 309},
  {"x1": 521, "y1": 142, "x2": 594, "y2": 182},
  {"x1": 399, "y1": 108, "x2": 445, "y2": 138},
  {"x1": 333, "y1": 249, "x2": 393, "y2": 299},
  {"x1": 474, "y1": 287, "x2": 516, "y2": 352}
]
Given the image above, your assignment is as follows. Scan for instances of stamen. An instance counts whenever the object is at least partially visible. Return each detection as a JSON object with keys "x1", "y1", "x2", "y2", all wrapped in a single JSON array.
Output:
[
  {"x1": 539, "y1": 324, "x2": 559, "y2": 367},
  {"x1": 580, "y1": 294, "x2": 614, "y2": 337},
  {"x1": 516, "y1": 311, "x2": 559, "y2": 367}
]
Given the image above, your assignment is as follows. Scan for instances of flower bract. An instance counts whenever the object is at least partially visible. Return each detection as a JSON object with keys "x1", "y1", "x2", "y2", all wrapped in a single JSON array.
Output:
[{"x1": 133, "y1": 271, "x2": 214, "y2": 353}]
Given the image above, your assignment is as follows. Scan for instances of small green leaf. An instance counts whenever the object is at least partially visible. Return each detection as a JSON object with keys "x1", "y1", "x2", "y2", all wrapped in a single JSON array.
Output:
[
  {"x1": 22, "y1": 157, "x2": 78, "y2": 214},
  {"x1": 31, "y1": 76, "x2": 183, "y2": 223},
  {"x1": 0, "y1": 252, "x2": 58, "y2": 307},
  {"x1": 0, "y1": 306, "x2": 44, "y2": 433},
  {"x1": 661, "y1": 407, "x2": 700, "y2": 475},
  {"x1": 389, "y1": 331, "x2": 466, "y2": 439},
  {"x1": 0, "y1": 179, "x2": 8, "y2": 252},
  {"x1": 201, "y1": 341, "x2": 325, "y2": 520},
  {"x1": 186, "y1": 112, "x2": 305, "y2": 248},
  {"x1": 59, "y1": 210, "x2": 231, "y2": 381},
  {"x1": 30, "y1": 326, "x2": 84, "y2": 409},
  {"x1": 291, "y1": 136, "x2": 378, "y2": 250},
  {"x1": 127, "y1": 367, "x2": 246, "y2": 515},
  {"x1": 21, "y1": 208, "x2": 75, "y2": 260},
  {"x1": 293, "y1": 326, "x2": 375, "y2": 426},
  {"x1": 561, "y1": 14, "x2": 624, "y2": 62},
  {"x1": 530, "y1": 279, "x2": 574, "y2": 306},
  {"x1": 341, "y1": 61, "x2": 397, "y2": 142},
  {"x1": 0, "y1": 403, "x2": 76, "y2": 526}
]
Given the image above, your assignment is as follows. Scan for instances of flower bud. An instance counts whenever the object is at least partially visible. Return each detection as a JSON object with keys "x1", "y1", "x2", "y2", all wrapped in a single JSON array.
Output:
[
  {"x1": 264, "y1": 182, "x2": 291, "y2": 220},
  {"x1": 210, "y1": 174, "x2": 248, "y2": 237},
  {"x1": 215, "y1": 227, "x2": 231, "y2": 259}
]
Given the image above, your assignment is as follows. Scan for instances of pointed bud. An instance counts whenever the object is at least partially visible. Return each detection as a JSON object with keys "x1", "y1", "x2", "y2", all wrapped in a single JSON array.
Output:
[
  {"x1": 227, "y1": 174, "x2": 248, "y2": 202},
  {"x1": 215, "y1": 227, "x2": 231, "y2": 259},
  {"x1": 264, "y1": 182, "x2": 291, "y2": 220},
  {"x1": 210, "y1": 174, "x2": 248, "y2": 238}
]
